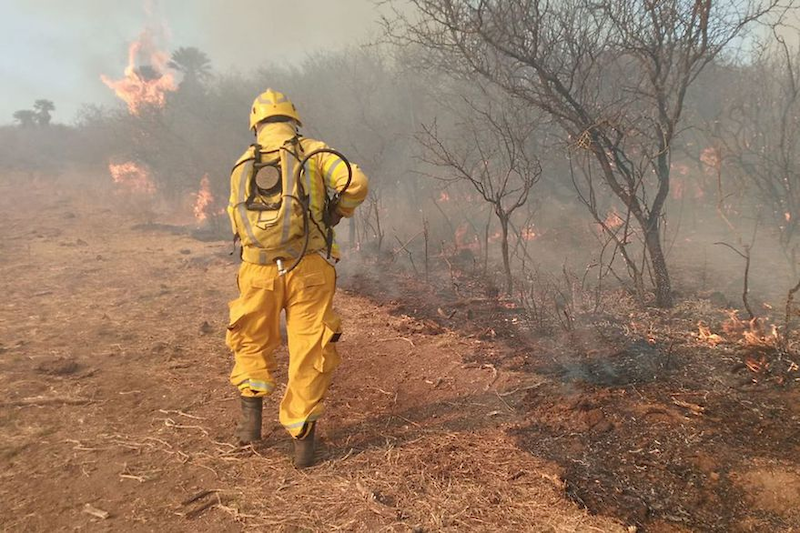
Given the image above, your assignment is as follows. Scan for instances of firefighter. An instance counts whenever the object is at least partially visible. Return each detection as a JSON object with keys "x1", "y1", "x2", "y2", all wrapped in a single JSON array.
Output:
[{"x1": 225, "y1": 88, "x2": 368, "y2": 468}]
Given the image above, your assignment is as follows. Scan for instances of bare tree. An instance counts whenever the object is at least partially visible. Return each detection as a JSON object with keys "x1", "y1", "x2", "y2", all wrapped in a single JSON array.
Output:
[
  {"x1": 712, "y1": 35, "x2": 800, "y2": 273},
  {"x1": 418, "y1": 94, "x2": 541, "y2": 294},
  {"x1": 388, "y1": 0, "x2": 792, "y2": 307}
]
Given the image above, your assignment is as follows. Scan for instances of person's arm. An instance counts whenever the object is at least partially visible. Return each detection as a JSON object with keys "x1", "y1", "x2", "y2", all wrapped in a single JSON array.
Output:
[{"x1": 317, "y1": 150, "x2": 369, "y2": 218}]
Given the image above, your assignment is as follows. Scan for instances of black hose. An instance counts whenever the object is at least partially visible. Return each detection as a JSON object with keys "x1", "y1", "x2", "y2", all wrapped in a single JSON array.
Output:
[
  {"x1": 239, "y1": 145, "x2": 354, "y2": 275},
  {"x1": 298, "y1": 148, "x2": 354, "y2": 259},
  {"x1": 279, "y1": 148, "x2": 354, "y2": 272}
]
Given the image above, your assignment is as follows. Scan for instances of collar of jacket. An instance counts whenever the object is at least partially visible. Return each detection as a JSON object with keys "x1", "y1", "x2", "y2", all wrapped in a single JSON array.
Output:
[{"x1": 256, "y1": 122, "x2": 298, "y2": 151}]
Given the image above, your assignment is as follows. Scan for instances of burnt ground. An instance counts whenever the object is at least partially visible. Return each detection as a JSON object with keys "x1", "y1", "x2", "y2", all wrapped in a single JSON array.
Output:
[
  {"x1": 346, "y1": 254, "x2": 800, "y2": 531},
  {"x1": 0, "y1": 175, "x2": 624, "y2": 532},
  {"x1": 2, "y1": 174, "x2": 799, "y2": 532}
]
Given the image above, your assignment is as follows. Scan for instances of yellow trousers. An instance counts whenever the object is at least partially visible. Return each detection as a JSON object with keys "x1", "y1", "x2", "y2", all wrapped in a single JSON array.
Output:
[{"x1": 226, "y1": 254, "x2": 342, "y2": 438}]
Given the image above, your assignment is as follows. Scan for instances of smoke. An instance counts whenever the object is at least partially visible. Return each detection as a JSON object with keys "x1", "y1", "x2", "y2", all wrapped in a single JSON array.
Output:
[{"x1": 0, "y1": 0, "x2": 387, "y2": 123}]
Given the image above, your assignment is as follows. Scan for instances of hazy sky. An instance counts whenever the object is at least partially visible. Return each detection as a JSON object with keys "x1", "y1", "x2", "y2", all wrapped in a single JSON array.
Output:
[{"x1": 0, "y1": 0, "x2": 388, "y2": 124}]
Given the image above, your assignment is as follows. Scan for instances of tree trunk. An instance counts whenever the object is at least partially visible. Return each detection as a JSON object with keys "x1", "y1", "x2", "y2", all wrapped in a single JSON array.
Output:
[
  {"x1": 644, "y1": 221, "x2": 672, "y2": 307},
  {"x1": 499, "y1": 215, "x2": 513, "y2": 295}
]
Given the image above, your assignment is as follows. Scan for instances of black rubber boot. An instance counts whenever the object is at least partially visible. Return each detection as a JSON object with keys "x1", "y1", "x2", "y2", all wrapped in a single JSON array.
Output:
[
  {"x1": 236, "y1": 396, "x2": 262, "y2": 445},
  {"x1": 293, "y1": 422, "x2": 316, "y2": 469}
]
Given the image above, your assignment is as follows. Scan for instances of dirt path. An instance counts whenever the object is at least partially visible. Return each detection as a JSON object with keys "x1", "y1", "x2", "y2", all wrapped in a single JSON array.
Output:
[{"x1": 0, "y1": 177, "x2": 624, "y2": 531}]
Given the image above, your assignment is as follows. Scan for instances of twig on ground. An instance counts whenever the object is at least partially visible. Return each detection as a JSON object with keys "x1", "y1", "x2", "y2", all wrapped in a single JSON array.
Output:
[
  {"x1": 181, "y1": 489, "x2": 220, "y2": 506},
  {"x1": 494, "y1": 390, "x2": 514, "y2": 412},
  {"x1": 377, "y1": 336, "x2": 416, "y2": 348},
  {"x1": 5, "y1": 396, "x2": 95, "y2": 407},
  {"x1": 393, "y1": 415, "x2": 422, "y2": 428},
  {"x1": 498, "y1": 382, "x2": 545, "y2": 397},
  {"x1": 481, "y1": 363, "x2": 499, "y2": 391},
  {"x1": 162, "y1": 417, "x2": 210, "y2": 436},
  {"x1": 158, "y1": 409, "x2": 205, "y2": 420},
  {"x1": 82, "y1": 504, "x2": 110, "y2": 520}
]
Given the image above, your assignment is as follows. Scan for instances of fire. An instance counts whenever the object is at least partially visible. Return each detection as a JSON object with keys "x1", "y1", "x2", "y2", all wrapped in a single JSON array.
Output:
[
  {"x1": 520, "y1": 225, "x2": 538, "y2": 241},
  {"x1": 454, "y1": 223, "x2": 480, "y2": 252},
  {"x1": 101, "y1": 30, "x2": 176, "y2": 115},
  {"x1": 697, "y1": 322, "x2": 724, "y2": 347},
  {"x1": 108, "y1": 162, "x2": 156, "y2": 194},
  {"x1": 671, "y1": 163, "x2": 690, "y2": 176},
  {"x1": 603, "y1": 207, "x2": 624, "y2": 230},
  {"x1": 700, "y1": 147, "x2": 721, "y2": 172},
  {"x1": 193, "y1": 174, "x2": 214, "y2": 223},
  {"x1": 722, "y1": 311, "x2": 779, "y2": 348},
  {"x1": 438, "y1": 191, "x2": 451, "y2": 203},
  {"x1": 488, "y1": 229, "x2": 504, "y2": 243}
]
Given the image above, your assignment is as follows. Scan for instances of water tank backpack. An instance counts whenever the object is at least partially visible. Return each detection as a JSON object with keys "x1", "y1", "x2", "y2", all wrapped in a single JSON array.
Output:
[{"x1": 230, "y1": 136, "x2": 352, "y2": 274}]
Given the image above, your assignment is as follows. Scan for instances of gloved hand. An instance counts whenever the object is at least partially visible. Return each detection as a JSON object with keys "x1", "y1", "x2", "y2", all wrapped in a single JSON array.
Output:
[
  {"x1": 325, "y1": 199, "x2": 343, "y2": 227},
  {"x1": 328, "y1": 208, "x2": 343, "y2": 227}
]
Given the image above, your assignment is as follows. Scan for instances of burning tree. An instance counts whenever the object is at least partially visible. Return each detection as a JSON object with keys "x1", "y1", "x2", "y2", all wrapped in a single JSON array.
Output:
[
  {"x1": 389, "y1": 0, "x2": 792, "y2": 307},
  {"x1": 101, "y1": 30, "x2": 177, "y2": 115},
  {"x1": 418, "y1": 93, "x2": 541, "y2": 294}
]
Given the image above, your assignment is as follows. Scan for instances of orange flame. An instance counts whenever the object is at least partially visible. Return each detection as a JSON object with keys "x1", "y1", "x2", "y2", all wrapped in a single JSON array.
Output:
[
  {"x1": 109, "y1": 161, "x2": 156, "y2": 195},
  {"x1": 604, "y1": 207, "x2": 624, "y2": 230},
  {"x1": 521, "y1": 225, "x2": 538, "y2": 241},
  {"x1": 438, "y1": 191, "x2": 451, "y2": 203},
  {"x1": 101, "y1": 30, "x2": 176, "y2": 115},
  {"x1": 722, "y1": 311, "x2": 779, "y2": 348},
  {"x1": 697, "y1": 322, "x2": 724, "y2": 347},
  {"x1": 454, "y1": 223, "x2": 480, "y2": 252},
  {"x1": 193, "y1": 174, "x2": 214, "y2": 223},
  {"x1": 700, "y1": 147, "x2": 721, "y2": 172}
]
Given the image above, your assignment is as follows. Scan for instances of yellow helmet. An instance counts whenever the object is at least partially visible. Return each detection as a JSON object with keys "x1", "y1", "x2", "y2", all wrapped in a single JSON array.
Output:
[{"x1": 249, "y1": 88, "x2": 302, "y2": 130}]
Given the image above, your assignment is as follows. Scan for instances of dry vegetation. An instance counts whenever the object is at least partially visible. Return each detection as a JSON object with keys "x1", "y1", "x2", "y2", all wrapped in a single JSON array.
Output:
[
  {"x1": 0, "y1": 176, "x2": 627, "y2": 532},
  {"x1": 3, "y1": 1, "x2": 800, "y2": 531}
]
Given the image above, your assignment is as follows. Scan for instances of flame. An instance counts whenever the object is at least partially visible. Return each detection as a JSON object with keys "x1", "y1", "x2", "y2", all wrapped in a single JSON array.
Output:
[
  {"x1": 454, "y1": 223, "x2": 480, "y2": 252},
  {"x1": 438, "y1": 191, "x2": 451, "y2": 203},
  {"x1": 521, "y1": 225, "x2": 538, "y2": 241},
  {"x1": 109, "y1": 162, "x2": 155, "y2": 194},
  {"x1": 603, "y1": 207, "x2": 624, "y2": 230},
  {"x1": 101, "y1": 30, "x2": 176, "y2": 115},
  {"x1": 193, "y1": 174, "x2": 214, "y2": 222},
  {"x1": 786, "y1": 212, "x2": 792, "y2": 222},
  {"x1": 488, "y1": 229, "x2": 504, "y2": 243},
  {"x1": 700, "y1": 147, "x2": 721, "y2": 172},
  {"x1": 697, "y1": 322, "x2": 724, "y2": 347},
  {"x1": 671, "y1": 163, "x2": 690, "y2": 176},
  {"x1": 721, "y1": 311, "x2": 780, "y2": 347}
]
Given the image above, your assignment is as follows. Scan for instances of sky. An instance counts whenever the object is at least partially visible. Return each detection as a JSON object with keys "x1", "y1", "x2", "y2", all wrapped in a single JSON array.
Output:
[{"x1": 0, "y1": 0, "x2": 389, "y2": 124}]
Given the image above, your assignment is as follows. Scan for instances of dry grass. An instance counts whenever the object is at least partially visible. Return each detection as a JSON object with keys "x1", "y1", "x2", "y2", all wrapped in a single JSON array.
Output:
[{"x1": 194, "y1": 431, "x2": 623, "y2": 532}]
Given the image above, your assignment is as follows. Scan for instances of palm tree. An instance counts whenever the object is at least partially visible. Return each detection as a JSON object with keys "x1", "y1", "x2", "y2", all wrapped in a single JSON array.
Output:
[
  {"x1": 33, "y1": 99, "x2": 55, "y2": 126},
  {"x1": 12, "y1": 109, "x2": 37, "y2": 128},
  {"x1": 169, "y1": 47, "x2": 212, "y2": 87}
]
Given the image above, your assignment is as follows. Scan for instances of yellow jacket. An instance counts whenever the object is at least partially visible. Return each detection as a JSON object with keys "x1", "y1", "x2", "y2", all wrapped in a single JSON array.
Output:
[{"x1": 227, "y1": 122, "x2": 369, "y2": 264}]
